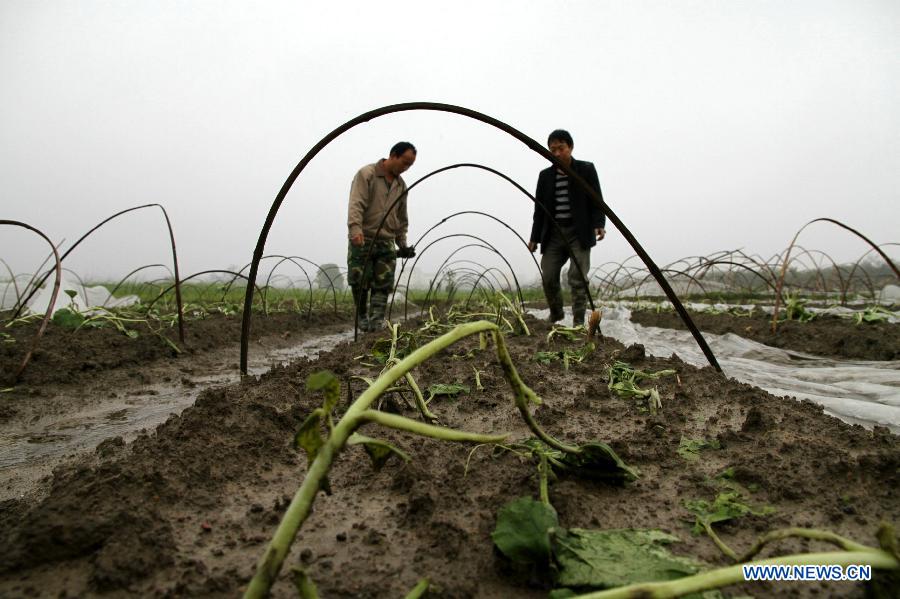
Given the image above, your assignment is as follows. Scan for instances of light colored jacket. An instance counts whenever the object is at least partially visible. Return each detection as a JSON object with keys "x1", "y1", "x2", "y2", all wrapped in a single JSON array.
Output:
[{"x1": 347, "y1": 159, "x2": 409, "y2": 247}]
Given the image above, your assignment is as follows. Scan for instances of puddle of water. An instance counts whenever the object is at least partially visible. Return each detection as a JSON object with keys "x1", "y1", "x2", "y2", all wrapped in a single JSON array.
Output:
[{"x1": 529, "y1": 306, "x2": 900, "y2": 434}]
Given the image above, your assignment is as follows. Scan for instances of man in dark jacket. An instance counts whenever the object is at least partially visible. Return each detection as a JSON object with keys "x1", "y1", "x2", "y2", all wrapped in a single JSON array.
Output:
[{"x1": 528, "y1": 129, "x2": 606, "y2": 327}]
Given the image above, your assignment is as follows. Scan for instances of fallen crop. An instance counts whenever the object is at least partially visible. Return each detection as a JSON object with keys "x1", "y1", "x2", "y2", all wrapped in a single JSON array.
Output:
[
  {"x1": 245, "y1": 318, "x2": 592, "y2": 597},
  {"x1": 607, "y1": 360, "x2": 676, "y2": 414}
]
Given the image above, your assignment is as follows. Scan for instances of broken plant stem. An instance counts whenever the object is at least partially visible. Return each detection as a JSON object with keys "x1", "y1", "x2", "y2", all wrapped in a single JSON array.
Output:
[
  {"x1": 700, "y1": 520, "x2": 738, "y2": 561},
  {"x1": 358, "y1": 410, "x2": 506, "y2": 444},
  {"x1": 739, "y1": 527, "x2": 871, "y2": 562},
  {"x1": 492, "y1": 330, "x2": 581, "y2": 454},
  {"x1": 385, "y1": 322, "x2": 438, "y2": 423},
  {"x1": 538, "y1": 453, "x2": 551, "y2": 507},
  {"x1": 571, "y1": 549, "x2": 898, "y2": 599}
]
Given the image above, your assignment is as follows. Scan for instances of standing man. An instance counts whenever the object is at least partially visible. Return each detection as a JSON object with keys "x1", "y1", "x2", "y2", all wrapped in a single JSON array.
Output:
[
  {"x1": 528, "y1": 130, "x2": 606, "y2": 327},
  {"x1": 347, "y1": 142, "x2": 417, "y2": 331}
]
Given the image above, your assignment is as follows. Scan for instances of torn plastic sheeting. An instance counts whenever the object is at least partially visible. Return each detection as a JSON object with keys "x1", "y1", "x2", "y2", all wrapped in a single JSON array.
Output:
[
  {"x1": 616, "y1": 299, "x2": 899, "y2": 324},
  {"x1": 11, "y1": 274, "x2": 140, "y2": 316}
]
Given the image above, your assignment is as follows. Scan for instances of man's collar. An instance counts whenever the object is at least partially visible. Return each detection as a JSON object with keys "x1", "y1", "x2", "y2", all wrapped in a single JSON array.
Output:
[
  {"x1": 555, "y1": 157, "x2": 575, "y2": 173},
  {"x1": 374, "y1": 159, "x2": 388, "y2": 177}
]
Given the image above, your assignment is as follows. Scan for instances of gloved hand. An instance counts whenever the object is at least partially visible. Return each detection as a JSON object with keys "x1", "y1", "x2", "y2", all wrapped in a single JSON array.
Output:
[{"x1": 396, "y1": 245, "x2": 416, "y2": 259}]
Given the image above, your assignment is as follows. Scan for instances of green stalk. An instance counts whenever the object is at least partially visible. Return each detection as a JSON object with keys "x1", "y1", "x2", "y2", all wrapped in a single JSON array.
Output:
[
  {"x1": 358, "y1": 409, "x2": 507, "y2": 444},
  {"x1": 492, "y1": 331, "x2": 580, "y2": 454},
  {"x1": 385, "y1": 322, "x2": 439, "y2": 423},
  {"x1": 571, "y1": 550, "x2": 898, "y2": 599},
  {"x1": 701, "y1": 520, "x2": 738, "y2": 562},
  {"x1": 538, "y1": 453, "x2": 551, "y2": 507},
  {"x1": 244, "y1": 320, "x2": 508, "y2": 598},
  {"x1": 403, "y1": 578, "x2": 430, "y2": 599},
  {"x1": 403, "y1": 371, "x2": 438, "y2": 423},
  {"x1": 739, "y1": 527, "x2": 871, "y2": 562}
]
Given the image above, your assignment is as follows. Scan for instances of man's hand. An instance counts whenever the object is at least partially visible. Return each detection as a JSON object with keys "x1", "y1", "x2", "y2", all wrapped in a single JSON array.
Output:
[
  {"x1": 528, "y1": 241, "x2": 537, "y2": 253},
  {"x1": 397, "y1": 245, "x2": 416, "y2": 259},
  {"x1": 595, "y1": 228, "x2": 606, "y2": 241},
  {"x1": 351, "y1": 233, "x2": 365, "y2": 246}
]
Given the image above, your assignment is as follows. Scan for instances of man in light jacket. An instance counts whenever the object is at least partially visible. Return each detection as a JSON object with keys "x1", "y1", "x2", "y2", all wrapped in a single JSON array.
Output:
[{"x1": 347, "y1": 142, "x2": 417, "y2": 331}]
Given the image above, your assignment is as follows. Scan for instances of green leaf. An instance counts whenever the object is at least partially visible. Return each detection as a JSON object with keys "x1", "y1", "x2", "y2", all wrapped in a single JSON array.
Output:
[
  {"x1": 492, "y1": 496, "x2": 559, "y2": 565},
  {"x1": 306, "y1": 370, "x2": 340, "y2": 414},
  {"x1": 552, "y1": 528, "x2": 702, "y2": 589},
  {"x1": 684, "y1": 491, "x2": 775, "y2": 535},
  {"x1": 557, "y1": 441, "x2": 639, "y2": 483},
  {"x1": 51, "y1": 308, "x2": 84, "y2": 329},
  {"x1": 348, "y1": 432, "x2": 411, "y2": 470},
  {"x1": 425, "y1": 382, "x2": 470, "y2": 402},
  {"x1": 369, "y1": 338, "x2": 393, "y2": 364},
  {"x1": 677, "y1": 437, "x2": 721, "y2": 461},
  {"x1": 295, "y1": 408, "x2": 325, "y2": 464},
  {"x1": 63, "y1": 289, "x2": 78, "y2": 299},
  {"x1": 522, "y1": 438, "x2": 638, "y2": 484},
  {"x1": 534, "y1": 350, "x2": 561, "y2": 364},
  {"x1": 124, "y1": 329, "x2": 139, "y2": 339}
]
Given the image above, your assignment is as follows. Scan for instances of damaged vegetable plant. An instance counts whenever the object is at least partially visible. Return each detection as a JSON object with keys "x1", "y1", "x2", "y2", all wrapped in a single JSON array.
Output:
[{"x1": 244, "y1": 316, "x2": 597, "y2": 598}]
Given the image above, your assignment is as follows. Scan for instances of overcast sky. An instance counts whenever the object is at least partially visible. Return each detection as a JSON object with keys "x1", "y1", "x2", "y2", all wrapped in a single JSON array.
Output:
[{"x1": 1, "y1": 0, "x2": 897, "y2": 289}]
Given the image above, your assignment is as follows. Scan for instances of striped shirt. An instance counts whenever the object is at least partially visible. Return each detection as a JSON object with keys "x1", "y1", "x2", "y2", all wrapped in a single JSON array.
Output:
[{"x1": 554, "y1": 170, "x2": 572, "y2": 223}]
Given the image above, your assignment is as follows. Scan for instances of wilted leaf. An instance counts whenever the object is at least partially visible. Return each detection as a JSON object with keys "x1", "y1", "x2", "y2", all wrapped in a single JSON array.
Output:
[
  {"x1": 306, "y1": 370, "x2": 340, "y2": 413},
  {"x1": 348, "y1": 432, "x2": 410, "y2": 470},
  {"x1": 557, "y1": 442, "x2": 639, "y2": 483},
  {"x1": 295, "y1": 409, "x2": 325, "y2": 464},
  {"x1": 492, "y1": 497, "x2": 559, "y2": 565},
  {"x1": 523, "y1": 439, "x2": 638, "y2": 484},
  {"x1": 426, "y1": 383, "x2": 470, "y2": 402},
  {"x1": 52, "y1": 308, "x2": 84, "y2": 329},
  {"x1": 552, "y1": 528, "x2": 702, "y2": 589},
  {"x1": 534, "y1": 350, "x2": 560, "y2": 364},
  {"x1": 684, "y1": 491, "x2": 774, "y2": 535},
  {"x1": 677, "y1": 437, "x2": 721, "y2": 461},
  {"x1": 369, "y1": 338, "x2": 393, "y2": 364}
]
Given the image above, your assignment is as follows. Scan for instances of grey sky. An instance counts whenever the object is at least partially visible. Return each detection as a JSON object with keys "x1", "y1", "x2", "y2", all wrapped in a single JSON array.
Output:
[{"x1": 2, "y1": 0, "x2": 897, "y2": 287}]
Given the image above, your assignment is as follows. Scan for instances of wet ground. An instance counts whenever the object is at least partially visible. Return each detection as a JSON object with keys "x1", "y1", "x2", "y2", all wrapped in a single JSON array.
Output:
[
  {"x1": 0, "y1": 315, "x2": 355, "y2": 502},
  {"x1": 0, "y1": 311, "x2": 897, "y2": 597}
]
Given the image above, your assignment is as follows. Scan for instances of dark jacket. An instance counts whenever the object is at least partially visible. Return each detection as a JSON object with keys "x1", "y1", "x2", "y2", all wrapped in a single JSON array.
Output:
[{"x1": 529, "y1": 158, "x2": 605, "y2": 253}]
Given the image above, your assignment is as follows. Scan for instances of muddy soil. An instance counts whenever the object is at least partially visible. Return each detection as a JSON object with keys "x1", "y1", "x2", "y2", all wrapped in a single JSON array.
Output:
[
  {"x1": 0, "y1": 316, "x2": 898, "y2": 598},
  {"x1": 630, "y1": 310, "x2": 900, "y2": 361},
  {"x1": 0, "y1": 309, "x2": 350, "y2": 388},
  {"x1": 0, "y1": 311, "x2": 356, "y2": 503}
]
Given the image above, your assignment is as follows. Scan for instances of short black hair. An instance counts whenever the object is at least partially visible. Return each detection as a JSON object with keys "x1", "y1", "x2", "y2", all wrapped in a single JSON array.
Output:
[
  {"x1": 547, "y1": 129, "x2": 574, "y2": 147},
  {"x1": 390, "y1": 141, "x2": 417, "y2": 157}
]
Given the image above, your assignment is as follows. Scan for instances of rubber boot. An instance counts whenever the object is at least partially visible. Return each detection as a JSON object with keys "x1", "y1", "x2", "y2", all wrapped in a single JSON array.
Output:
[
  {"x1": 368, "y1": 290, "x2": 389, "y2": 331},
  {"x1": 547, "y1": 297, "x2": 565, "y2": 323},
  {"x1": 572, "y1": 309, "x2": 586, "y2": 328},
  {"x1": 351, "y1": 286, "x2": 369, "y2": 331}
]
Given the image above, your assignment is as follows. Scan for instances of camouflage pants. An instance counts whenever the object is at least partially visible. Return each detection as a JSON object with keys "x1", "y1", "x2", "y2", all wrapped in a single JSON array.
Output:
[{"x1": 347, "y1": 239, "x2": 396, "y2": 291}]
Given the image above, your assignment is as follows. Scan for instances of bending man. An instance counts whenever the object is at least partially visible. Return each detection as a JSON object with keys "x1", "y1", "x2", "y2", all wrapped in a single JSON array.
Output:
[
  {"x1": 528, "y1": 129, "x2": 605, "y2": 327},
  {"x1": 347, "y1": 141, "x2": 417, "y2": 331}
]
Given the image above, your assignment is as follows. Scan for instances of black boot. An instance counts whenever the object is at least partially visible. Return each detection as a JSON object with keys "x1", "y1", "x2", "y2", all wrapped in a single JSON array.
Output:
[{"x1": 572, "y1": 310, "x2": 585, "y2": 328}]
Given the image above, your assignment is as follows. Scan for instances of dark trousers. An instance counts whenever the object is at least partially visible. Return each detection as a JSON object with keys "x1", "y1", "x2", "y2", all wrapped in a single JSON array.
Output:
[{"x1": 540, "y1": 224, "x2": 591, "y2": 322}]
